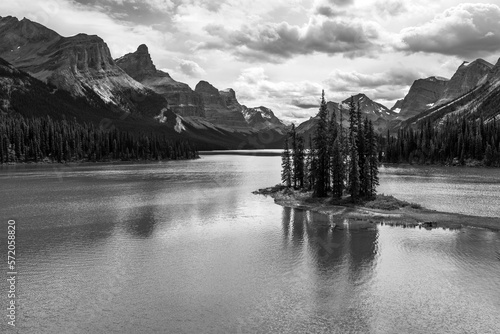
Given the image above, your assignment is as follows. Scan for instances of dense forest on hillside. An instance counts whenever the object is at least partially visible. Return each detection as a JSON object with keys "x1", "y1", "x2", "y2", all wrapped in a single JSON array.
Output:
[
  {"x1": 0, "y1": 113, "x2": 198, "y2": 164},
  {"x1": 384, "y1": 116, "x2": 500, "y2": 167}
]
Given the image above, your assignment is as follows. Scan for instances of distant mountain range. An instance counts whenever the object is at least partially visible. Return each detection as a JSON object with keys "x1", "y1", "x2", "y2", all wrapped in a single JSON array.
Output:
[
  {"x1": 0, "y1": 16, "x2": 288, "y2": 149},
  {"x1": 1, "y1": 15, "x2": 499, "y2": 149}
]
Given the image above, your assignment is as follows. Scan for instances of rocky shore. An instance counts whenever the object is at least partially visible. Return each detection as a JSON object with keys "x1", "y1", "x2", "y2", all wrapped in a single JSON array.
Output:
[{"x1": 253, "y1": 185, "x2": 500, "y2": 232}]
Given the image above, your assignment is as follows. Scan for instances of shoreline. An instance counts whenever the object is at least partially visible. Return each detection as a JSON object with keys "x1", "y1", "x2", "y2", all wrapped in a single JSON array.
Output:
[
  {"x1": 0, "y1": 156, "x2": 200, "y2": 167},
  {"x1": 253, "y1": 186, "x2": 500, "y2": 232}
]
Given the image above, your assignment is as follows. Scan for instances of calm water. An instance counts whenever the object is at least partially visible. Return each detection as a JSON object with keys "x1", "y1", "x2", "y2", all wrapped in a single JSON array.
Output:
[{"x1": 0, "y1": 155, "x2": 499, "y2": 333}]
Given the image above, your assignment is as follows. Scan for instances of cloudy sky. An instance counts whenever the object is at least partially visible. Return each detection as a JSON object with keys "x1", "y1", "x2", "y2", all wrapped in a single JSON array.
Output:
[{"x1": 2, "y1": 0, "x2": 500, "y2": 123}]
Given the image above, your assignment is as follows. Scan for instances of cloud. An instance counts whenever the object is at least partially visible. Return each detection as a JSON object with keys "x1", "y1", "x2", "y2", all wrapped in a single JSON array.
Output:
[
  {"x1": 375, "y1": 0, "x2": 407, "y2": 17},
  {"x1": 291, "y1": 97, "x2": 321, "y2": 109},
  {"x1": 325, "y1": 67, "x2": 422, "y2": 91},
  {"x1": 397, "y1": 3, "x2": 500, "y2": 57},
  {"x1": 280, "y1": 109, "x2": 318, "y2": 121},
  {"x1": 232, "y1": 67, "x2": 324, "y2": 121},
  {"x1": 323, "y1": 67, "x2": 424, "y2": 105},
  {"x1": 234, "y1": 67, "x2": 323, "y2": 100},
  {"x1": 313, "y1": 0, "x2": 354, "y2": 17},
  {"x1": 177, "y1": 59, "x2": 206, "y2": 77},
  {"x1": 200, "y1": 17, "x2": 382, "y2": 62},
  {"x1": 0, "y1": 0, "x2": 176, "y2": 59}
]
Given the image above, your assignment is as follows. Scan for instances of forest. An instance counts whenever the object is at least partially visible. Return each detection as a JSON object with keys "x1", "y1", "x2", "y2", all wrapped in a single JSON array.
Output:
[
  {"x1": 384, "y1": 115, "x2": 500, "y2": 167},
  {"x1": 0, "y1": 113, "x2": 198, "y2": 164}
]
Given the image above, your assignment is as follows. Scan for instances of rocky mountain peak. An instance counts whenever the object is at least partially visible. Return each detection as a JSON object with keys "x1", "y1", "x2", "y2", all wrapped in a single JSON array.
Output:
[
  {"x1": 137, "y1": 44, "x2": 149, "y2": 54},
  {"x1": 241, "y1": 105, "x2": 288, "y2": 133},
  {"x1": 114, "y1": 43, "x2": 158, "y2": 82},
  {"x1": 436, "y1": 58, "x2": 493, "y2": 106},
  {"x1": 341, "y1": 93, "x2": 394, "y2": 120},
  {"x1": 195, "y1": 80, "x2": 220, "y2": 96},
  {"x1": 220, "y1": 88, "x2": 240, "y2": 108},
  {"x1": 398, "y1": 76, "x2": 449, "y2": 119},
  {"x1": 0, "y1": 16, "x2": 61, "y2": 55},
  {"x1": 220, "y1": 88, "x2": 236, "y2": 99},
  {"x1": 115, "y1": 44, "x2": 206, "y2": 117}
]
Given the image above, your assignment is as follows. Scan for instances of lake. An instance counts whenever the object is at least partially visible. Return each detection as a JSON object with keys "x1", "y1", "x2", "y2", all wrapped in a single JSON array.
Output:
[{"x1": 0, "y1": 154, "x2": 499, "y2": 333}]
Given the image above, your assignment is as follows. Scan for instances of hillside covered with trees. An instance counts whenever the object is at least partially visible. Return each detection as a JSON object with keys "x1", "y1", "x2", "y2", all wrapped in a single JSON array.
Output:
[
  {"x1": 385, "y1": 115, "x2": 500, "y2": 167},
  {"x1": 0, "y1": 113, "x2": 198, "y2": 164}
]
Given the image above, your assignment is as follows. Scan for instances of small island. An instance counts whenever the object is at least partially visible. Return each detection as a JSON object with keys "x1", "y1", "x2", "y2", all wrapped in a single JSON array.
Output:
[
  {"x1": 253, "y1": 185, "x2": 500, "y2": 232},
  {"x1": 255, "y1": 92, "x2": 499, "y2": 232}
]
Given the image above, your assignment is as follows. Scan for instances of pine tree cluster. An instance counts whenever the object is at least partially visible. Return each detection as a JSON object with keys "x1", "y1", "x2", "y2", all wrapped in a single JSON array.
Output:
[
  {"x1": 282, "y1": 91, "x2": 379, "y2": 201},
  {"x1": 384, "y1": 115, "x2": 500, "y2": 167},
  {"x1": 0, "y1": 114, "x2": 198, "y2": 164}
]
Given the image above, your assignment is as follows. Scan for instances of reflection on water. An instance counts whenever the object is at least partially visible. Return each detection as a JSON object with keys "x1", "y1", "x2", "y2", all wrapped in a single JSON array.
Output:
[{"x1": 0, "y1": 157, "x2": 499, "y2": 333}]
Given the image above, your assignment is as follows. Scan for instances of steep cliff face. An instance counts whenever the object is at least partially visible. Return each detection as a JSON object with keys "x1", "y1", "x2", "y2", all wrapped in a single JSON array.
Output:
[
  {"x1": 194, "y1": 81, "x2": 250, "y2": 131},
  {"x1": 115, "y1": 45, "x2": 205, "y2": 117},
  {"x1": 398, "y1": 76, "x2": 449, "y2": 119},
  {"x1": 436, "y1": 59, "x2": 493, "y2": 106},
  {"x1": 0, "y1": 16, "x2": 169, "y2": 118}
]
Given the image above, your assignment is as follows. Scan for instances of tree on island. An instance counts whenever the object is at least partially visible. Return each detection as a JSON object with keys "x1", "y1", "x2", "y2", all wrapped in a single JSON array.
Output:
[
  {"x1": 281, "y1": 135, "x2": 292, "y2": 187},
  {"x1": 314, "y1": 90, "x2": 329, "y2": 197},
  {"x1": 348, "y1": 96, "x2": 360, "y2": 200},
  {"x1": 280, "y1": 91, "x2": 379, "y2": 201}
]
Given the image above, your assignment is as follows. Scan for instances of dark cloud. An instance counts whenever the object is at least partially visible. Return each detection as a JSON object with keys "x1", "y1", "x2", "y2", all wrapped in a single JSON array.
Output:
[
  {"x1": 73, "y1": 0, "x2": 173, "y2": 25},
  {"x1": 201, "y1": 18, "x2": 381, "y2": 62},
  {"x1": 314, "y1": 0, "x2": 353, "y2": 17},
  {"x1": 398, "y1": 3, "x2": 500, "y2": 57},
  {"x1": 315, "y1": 6, "x2": 345, "y2": 18},
  {"x1": 291, "y1": 98, "x2": 320, "y2": 109}
]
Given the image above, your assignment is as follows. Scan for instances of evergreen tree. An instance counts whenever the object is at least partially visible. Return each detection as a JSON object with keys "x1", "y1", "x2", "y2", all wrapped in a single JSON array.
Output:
[
  {"x1": 295, "y1": 135, "x2": 305, "y2": 189},
  {"x1": 367, "y1": 120, "x2": 379, "y2": 198},
  {"x1": 485, "y1": 143, "x2": 494, "y2": 166},
  {"x1": 348, "y1": 97, "x2": 360, "y2": 200},
  {"x1": 327, "y1": 105, "x2": 337, "y2": 190},
  {"x1": 281, "y1": 136, "x2": 292, "y2": 187},
  {"x1": 314, "y1": 90, "x2": 329, "y2": 197},
  {"x1": 331, "y1": 137, "x2": 344, "y2": 198},
  {"x1": 290, "y1": 124, "x2": 299, "y2": 188}
]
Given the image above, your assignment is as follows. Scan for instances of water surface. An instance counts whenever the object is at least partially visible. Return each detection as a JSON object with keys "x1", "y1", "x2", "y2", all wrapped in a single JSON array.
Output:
[{"x1": 0, "y1": 156, "x2": 499, "y2": 333}]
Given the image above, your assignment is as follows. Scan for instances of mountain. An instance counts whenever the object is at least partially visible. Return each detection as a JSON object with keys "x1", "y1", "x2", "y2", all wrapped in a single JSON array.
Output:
[
  {"x1": 115, "y1": 45, "x2": 205, "y2": 117},
  {"x1": 295, "y1": 94, "x2": 395, "y2": 141},
  {"x1": 397, "y1": 76, "x2": 449, "y2": 120},
  {"x1": 341, "y1": 93, "x2": 396, "y2": 121},
  {"x1": 390, "y1": 99, "x2": 403, "y2": 113},
  {"x1": 0, "y1": 56, "x2": 175, "y2": 128},
  {"x1": 296, "y1": 101, "x2": 338, "y2": 141},
  {"x1": 241, "y1": 106, "x2": 288, "y2": 133},
  {"x1": 194, "y1": 81, "x2": 251, "y2": 132},
  {"x1": 0, "y1": 16, "x2": 287, "y2": 149},
  {"x1": 402, "y1": 57, "x2": 500, "y2": 128},
  {"x1": 0, "y1": 16, "x2": 169, "y2": 118},
  {"x1": 0, "y1": 56, "x2": 286, "y2": 150},
  {"x1": 435, "y1": 59, "x2": 493, "y2": 106}
]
